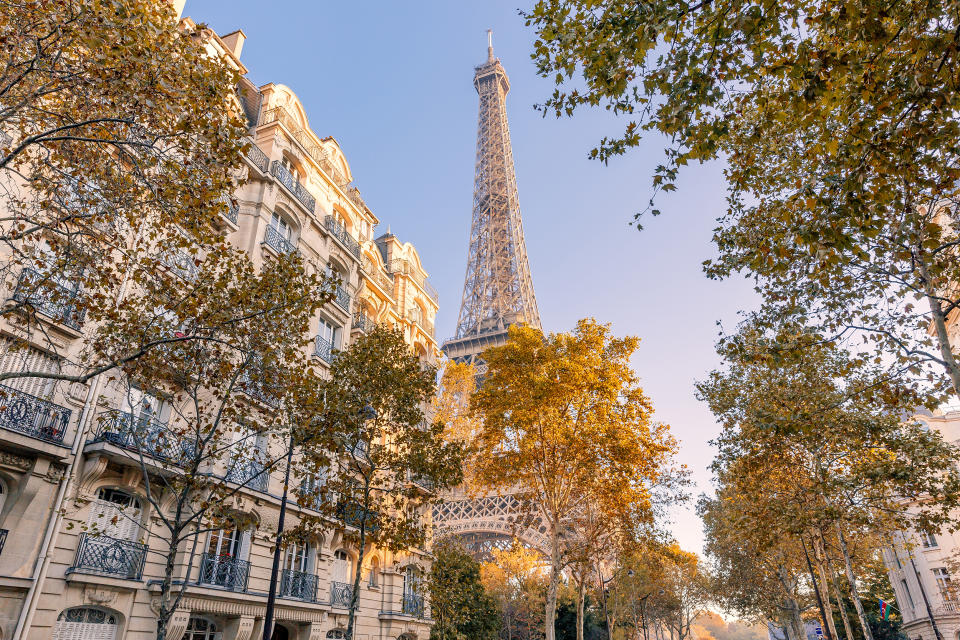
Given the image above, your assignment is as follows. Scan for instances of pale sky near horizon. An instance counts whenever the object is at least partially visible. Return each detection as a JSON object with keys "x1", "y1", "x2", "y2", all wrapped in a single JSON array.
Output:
[{"x1": 191, "y1": 0, "x2": 760, "y2": 555}]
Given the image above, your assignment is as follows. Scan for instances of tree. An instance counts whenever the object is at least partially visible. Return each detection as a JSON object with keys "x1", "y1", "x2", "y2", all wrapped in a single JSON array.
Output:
[
  {"x1": 481, "y1": 542, "x2": 548, "y2": 640},
  {"x1": 73, "y1": 249, "x2": 331, "y2": 640},
  {"x1": 0, "y1": 0, "x2": 251, "y2": 382},
  {"x1": 428, "y1": 541, "x2": 501, "y2": 640},
  {"x1": 432, "y1": 360, "x2": 482, "y2": 490},
  {"x1": 298, "y1": 325, "x2": 466, "y2": 640},
  {"x1": 523, "y1": 0, "x2": 960, "y2": 398},
  {"x1": 473, "y1": 319, "x2": 686, "y2": 640},
  {"x1": 697, "y1": 322, "x2": 960, "y2": 640}
]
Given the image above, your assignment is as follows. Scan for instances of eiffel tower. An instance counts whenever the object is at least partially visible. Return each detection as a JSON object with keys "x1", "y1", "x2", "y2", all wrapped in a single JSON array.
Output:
[
  {"x1": 435, "y1": 33, "x2": 546, "y2": 557},
  {"x1": 441, "y1": 31, "x2": 541, "y2": 367}
]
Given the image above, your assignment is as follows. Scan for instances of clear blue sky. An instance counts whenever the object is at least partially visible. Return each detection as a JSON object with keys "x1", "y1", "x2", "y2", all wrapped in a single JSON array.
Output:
[{"x1": 190, "y1": 0, "x2": 758, "y2": 554}]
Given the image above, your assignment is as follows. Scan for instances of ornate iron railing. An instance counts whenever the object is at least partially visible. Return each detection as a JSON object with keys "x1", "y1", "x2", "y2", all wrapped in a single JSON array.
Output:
[
  {"x1": 92, "y1": 410, "x2": 195, "y2": 463},
  {"x1": 246, "y1": 141, "x2": 269, "y2": 173},
  {"x1": 324, "y1": 215, "x2": 362, "y2": 260},
  {"x1": 361, "y1": 259, "x2": 395, "y2": 296},
  {"x1": 408, "y1": 471, "x2": 435, "y2": 492},
  {"x1": 161, "y1": 249, "x2": 199, "y2": 281},
  {"x1": 330, "y1": 581, "x2": 354, "y2": 608},
  {"x1": 261, "y1": 106, "x2": 327, "y2": 166},
  {"x1": 198, "y1": 553, "x2": 250, "y2": 592},
  {"x1": 69, "y1": 533, "x2": 146, "y2": 580},
  {"x1": 352, "y1": 312, "x2": 374, "y2": 333},
  {"x1": 270, "y1": 160, "x2": 316, "y2": 212},
  {"x1": 334, "y1": 285, "x2": 350, "y2": 312},
  {"x1": 0, "y1": 383, "x2": 70, "y2": 443},
  {"x1": 12, "y1": 268, "x2": 85, "y2": 330},
  {"x1": 280, "y1": 568, "x2": 318, "y2": 602},
  {"x1": 406, "y1": 310, "x2": 435, "y2": 338},
  {"x1": 220, "y1": 195, "x2": 239, "y2": 225},
  {"x1": 238, "y1": 370, "x2": 281, "y2": 408},
  {"x1": 402, "y1": 593, "x2": 426, "y2": 618},
  {"x1": 225, "y1": 458, "x2": 268, "y2": 492},
  {"x1": 263, "y1": 225, "x2": 297, "y2": 255},
  {"x1": 314, "y1": 335, "x2": 334, "y2": 364},
  {"x1": 388, "y1": 259, "x2": 439, "y2": 303},
  {"x1": 0, "y1": 529, "x2": 8, "y2": 555}
]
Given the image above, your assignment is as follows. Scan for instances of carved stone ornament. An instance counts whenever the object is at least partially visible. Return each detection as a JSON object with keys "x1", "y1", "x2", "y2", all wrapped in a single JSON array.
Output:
[
  {"x1": 166, "y1": 610, "x2": 191, "y2": 640},
  {"x1": 83, "y1": 586, "x2": 117, "y2": 606},
  {"x1": 46, "y1": 462, "x2": 67, "y2": 483},
  {"x1": 77, "y1": 455, "x2": 109, "y2": 496},
  {"x1": 0, "y1": 451, "x2": 32, "y2": 470}
]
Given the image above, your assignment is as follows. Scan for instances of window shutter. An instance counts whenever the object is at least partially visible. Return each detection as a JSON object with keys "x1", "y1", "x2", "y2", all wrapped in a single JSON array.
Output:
[
  {"x1": 0, "y1": 338, "x2": 60, "y2": 399},
  {"x1": 238, "y1": 529, "x2": 252, "y2": 561}
]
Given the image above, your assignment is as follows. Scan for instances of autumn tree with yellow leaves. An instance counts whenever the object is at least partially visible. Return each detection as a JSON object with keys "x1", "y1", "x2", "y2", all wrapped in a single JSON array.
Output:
[{"x1": 473, "y1": 319, "x2": 687, "y2": 640}]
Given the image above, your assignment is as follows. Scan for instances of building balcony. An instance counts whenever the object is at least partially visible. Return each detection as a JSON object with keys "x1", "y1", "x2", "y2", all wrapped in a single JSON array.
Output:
[
  {"x1": 406, "y1": 310, "x2": 435, "y2": 339},
  {"x1": 314, "y1": 335, "x2": 334, "y2": 365},
  {"x1": 12, "y1": 268, "x2": 85, "y2": 330},
  {"x1": 407, "y1": 471, "x2": 435, "y2": 492},
  {"x1": 0, "y1": 383, "x2": 70, "y2": 444},
  {"x1": 389, "y1": 259, "x2": 439, "y2": 304},
  {"x1": 361, "y1": 259, "x2": 396, "y2": 298},
  {"x1": 219, "y1": 195, "x2": 239, "y2": 226},
  {"x1": 261, "y1": 106, "x2": 326, "y2": 167},
  {"x1": 336, "y1": 501, "x2": 378, "y2": 532},
  {"x1": 334, "y1": 285, "x2": 351, "y2": 313},
  {"x1": 91, "y1": 410, "x2": 195, "y2": 464},
  {"x1": 68, "y1": 533, "x2": 146, "y2": 581},
  {"x1": 280, "y1": 568, "x2": 318, "y2": 602},
  {"x1": 246, "y1": 141, "x2": 270, "y2": 173},
  {"x1": 224, "y1": 458, "x2": 268, "y2": 493},
  {"x1": 263, "y1": 225, "x2": 297, "y2": 255},
  {"x1": 324, "y1": 215, "x2": 362, "y2": 260},
  {"x1": 402, "y1": 593, "x2": 426, "y2": 618},
  {"x1": 198, "y1": 553, "x2": 250, "y2": 592},
  {"x1": 270, "y1": 160, "x2": 316, "y2": 212},
  {"x1": 161, "y1": 249, "x2": 199, "y2": 282},
  {"x1": 352, "y1": 312, "x2": 374, "y2": 333},
  {"x1": 330, "y1": 581, "x2": 353, "y2": 608}
]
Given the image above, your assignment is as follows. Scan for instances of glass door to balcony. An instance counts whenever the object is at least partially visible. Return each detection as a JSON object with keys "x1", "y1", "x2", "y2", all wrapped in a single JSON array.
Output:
[{"x1": 202, "y1": 528, "x2": 248, "y2": 590}]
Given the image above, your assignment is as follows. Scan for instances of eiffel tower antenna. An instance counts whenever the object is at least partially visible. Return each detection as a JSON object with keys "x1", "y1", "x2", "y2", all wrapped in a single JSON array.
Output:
[{"x1": 442, "y1": 33, "x2": 541, "y2": 366}]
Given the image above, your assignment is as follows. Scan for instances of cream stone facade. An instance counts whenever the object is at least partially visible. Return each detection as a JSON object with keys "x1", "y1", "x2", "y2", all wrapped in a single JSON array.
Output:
[{"x1": 0, "y1": 9, "x2": 441, "y2": 640}]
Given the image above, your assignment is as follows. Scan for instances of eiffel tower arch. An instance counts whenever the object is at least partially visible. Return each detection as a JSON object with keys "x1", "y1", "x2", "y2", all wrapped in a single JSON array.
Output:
[{"x1": 435, "y1": 32, "x2": 545, "y2": 556}]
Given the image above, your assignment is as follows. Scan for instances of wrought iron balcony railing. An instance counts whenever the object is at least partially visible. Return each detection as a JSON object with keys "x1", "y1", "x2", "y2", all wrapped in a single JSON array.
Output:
[
  {"x1": 0, "y1": 383, "x2": 70, "y2": 443},
  {"x1": 0, "y1": 529, "x2": 8, "y2": 555},
  {"x1": 402, "y1": 593, "x2": 426, "y2": 618},
  {"x1": 280, "y1": 568, "x2": 318, "y2": 602},
  {"x1": 198, "y1": 553, "x2": 250, "y2": 592},
  {"x1": 314, "y1": 335, "x2": 334, "y2": 364},
  {"x1": 334, "y1": 285, "x2": 350, "y2": 312},
  {"x1": 246, "y1": 141, "x2": 269, "y2": 173},
  {"x1": 161, "y1": 250, "x2": 199, "y2": 281},
  {"x1": 12, "y1": 268, "x2": 85, "y2": 330},
  {"x1": 270, "y1": 160, "x2": 316, "y2": 212},
  {"x1": 238, "y1": 370, "x2": 281, "y2": 409},
  {"x1": 324, "y1": 215, "x2": 362, "y2": 260},
  {"x1": 225, "y1": 458, "x2": 268, "y2": 493},
  {"x1": 69, "y1": 533, "x2": 147, "y2": 580},
  {"x1": 92, "y1": 410, "x2": 195, "y2": 463},
  {"x1": 261, "y1": 106, "x2": 327, "y2": 167},
  {"x1": 352, "y1": 312, "x2": 374, "y2": 333},
  {"x1": 407, "y1": 471, "x2": 435, "y2": 492},
  {"x1": 263, "y1": 225, "x2": 297, "y2": 255},
  {"x1": 361, "y1": 259, "x2": 396, "y2": 297},
  {"x1": 330, "y1": 581, "x2": 354, "y2": 608},
  {"x1": 220, "y1": 195, "x2": 239, "y2": 225}
]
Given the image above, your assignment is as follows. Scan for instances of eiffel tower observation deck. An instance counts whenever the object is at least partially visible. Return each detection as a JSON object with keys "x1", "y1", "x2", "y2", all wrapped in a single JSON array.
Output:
[{"x1": 442, "y1": 31, "x2": 541, "y2": 366}]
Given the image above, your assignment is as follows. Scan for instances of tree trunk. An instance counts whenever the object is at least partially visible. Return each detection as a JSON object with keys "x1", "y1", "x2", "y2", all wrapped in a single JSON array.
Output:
[
  {"x1": 835, "y1": 524, "x2": 875, "y2": 640},
  {"x1": 545, "y1": 523, "x2": 561, "y2": 640},
  {"x1": 576, "y1": 579, "x2": 586, "y2": 640},
  {"x1": 822, "y1": 545, "x2": 855, "y2": 640},
  {"x1": 918, "y1": 254, "x2": 960, "y2": 398},
  {"x1": 346, "y1": 527, "x2": 367, "y2": 640},
  {"x1": 812, "y1": 534, "x2": 841, "y2": 640}
]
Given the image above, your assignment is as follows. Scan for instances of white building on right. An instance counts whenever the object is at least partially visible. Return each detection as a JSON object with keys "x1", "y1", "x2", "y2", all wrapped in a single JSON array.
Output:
[{"x1": 882, "y1": 398, "x2": 960, "y2": 640}]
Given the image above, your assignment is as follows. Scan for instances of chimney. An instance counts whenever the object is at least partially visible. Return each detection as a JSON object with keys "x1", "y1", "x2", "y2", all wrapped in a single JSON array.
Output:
[{"x1": 220, "y1": 29, "x2": 247, "y2": 59}]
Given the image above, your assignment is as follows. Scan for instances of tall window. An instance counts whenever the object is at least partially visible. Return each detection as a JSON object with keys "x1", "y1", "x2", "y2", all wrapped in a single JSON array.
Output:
[
  {"x1": 270, "y1": 212, "x2": 292, "y2": 240},
  {"x1": 207, "y1": 527, "x2": 243, "y2": 558},
  {"x1": 87, "y1": 488, "x2": 142, "y2": 541},
  {"x1": 53, "y1": 607, "x2": 118, "y2": 640},
  {"x1": 281, "y1": 156, "x2": 301, "y2": 181},
  {"x1": 404, "y1": 565, "x2": 422, "y2": 596},
  {"x1": 332, "y1": 549, "x2": 351, "y2": 584},
  {"x1": 284, "y1": 542, "x2": 311, "y2": 573},
  {"x1": 921, "y1": 531, "x2": 939, "y2": 548},
  {"x1": 369, "y1": 556, "x2": 380, "y2": 587},
  {"x1": 318, "y1": 318, "x2": 340, "y2": 350},
  {"x1": 935, "y1": 568, "x2": 955, "y2": 601},
  {"x1": 0, "y1": 337, "x2": 60, "y2": 399}
]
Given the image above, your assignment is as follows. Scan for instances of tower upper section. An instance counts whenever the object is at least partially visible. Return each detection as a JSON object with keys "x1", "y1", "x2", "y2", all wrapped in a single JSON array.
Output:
[{"x1": 442, "y1": 33, "x2": 541, "y2": 365}]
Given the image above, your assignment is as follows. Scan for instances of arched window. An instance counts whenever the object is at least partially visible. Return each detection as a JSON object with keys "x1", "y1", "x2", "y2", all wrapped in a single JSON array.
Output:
[
  {"x1": 87, "y1": 488, "x2": 142, "y2": 541},
  {"x1": 53, "y1": 607, "x2": 119, "y2": 640},
  {"x1": 369, "y1": 556, "x2": 380, "y2": 587},
  {"x1": 185, "y1": 617, "x2": 221, "y2": 640},
  {"x1": 270, "y1": 211, "x2": 293, "y2": 241},
  {"x1": 281, "y1": 156, "x2": 301, "y2": 182},
  {"x1": 332, "y1": 549, "x2": 351, "y2": 584},
  {"x1": 284, "y1": 541, "x2": 311, "y2": 573}
]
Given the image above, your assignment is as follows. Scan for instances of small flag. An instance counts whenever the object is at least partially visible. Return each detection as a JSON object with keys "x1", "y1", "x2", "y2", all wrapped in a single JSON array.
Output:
[{"x1": 879, "y1": 599, "x2": 890, "y2": 620}]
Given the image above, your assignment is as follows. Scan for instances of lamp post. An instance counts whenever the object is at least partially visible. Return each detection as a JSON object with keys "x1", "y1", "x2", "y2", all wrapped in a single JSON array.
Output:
[{"x1": 262, "y1": 402, "x2": 376, "y2": 640}]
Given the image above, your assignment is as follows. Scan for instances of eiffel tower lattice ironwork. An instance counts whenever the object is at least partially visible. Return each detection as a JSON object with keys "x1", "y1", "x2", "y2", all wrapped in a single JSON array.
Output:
[
  {"x1": 435, "y1": 33, "x2": 547, "y2": 558},
  {"x1": 441, "y1": 31, "x2": 541, "y2": 366}
]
